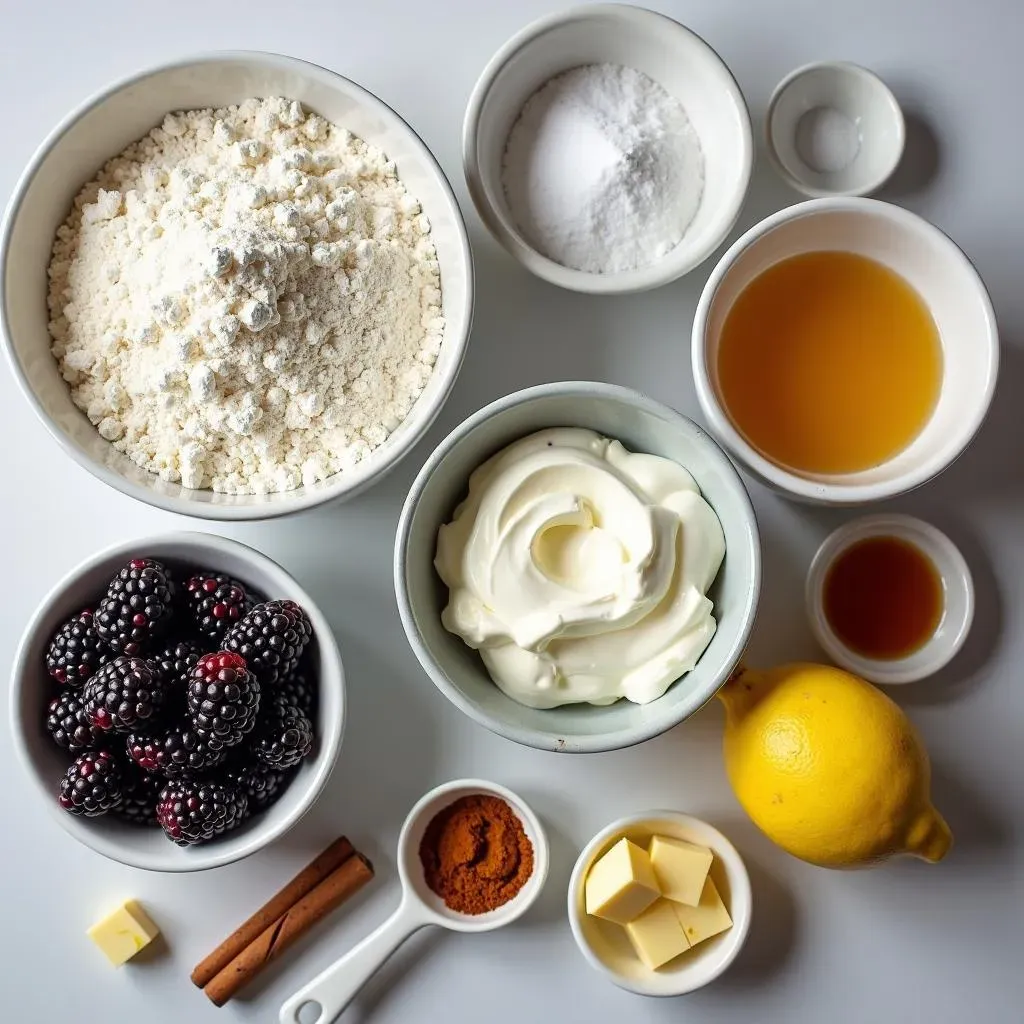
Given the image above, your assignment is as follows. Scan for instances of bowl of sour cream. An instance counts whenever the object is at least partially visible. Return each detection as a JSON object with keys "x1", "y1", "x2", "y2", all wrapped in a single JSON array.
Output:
[{"x1": 394, "y1": 382, "x2": 760, "y2": 752}]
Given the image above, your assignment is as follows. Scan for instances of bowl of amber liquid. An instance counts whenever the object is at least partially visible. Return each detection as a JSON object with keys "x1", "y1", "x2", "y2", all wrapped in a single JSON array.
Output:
[
  {"x1": 806, "y1": 514, "x2": 975, "y2": 684},
  {"x1": 692, "y1": 197, "x2": 998, "y2": 505}
]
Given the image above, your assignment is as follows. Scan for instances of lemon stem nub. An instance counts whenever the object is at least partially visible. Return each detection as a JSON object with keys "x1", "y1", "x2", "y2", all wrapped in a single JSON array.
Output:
[
  {"x1": 716, "y1": 663, "x2": 763, "y2": 720},
  {"x1": 905, "y1": 809, "x2": 953, "y2": 863}
]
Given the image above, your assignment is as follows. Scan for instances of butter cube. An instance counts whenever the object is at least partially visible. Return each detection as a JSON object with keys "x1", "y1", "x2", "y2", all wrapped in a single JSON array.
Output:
[
  {"x1": 87, "y1": 900, "x2": 161, "y2": 966},
  {"x1": 625, "y1": 899, "x2": 691, "y2": 969},
  {"x1": 648, "y1": 834, "x2": 714, "y2": 907},
  {"x1": 671, "y1": 876, "x2": 733, "y2": 947},
  {"x1": 585, "y1": 837, "x2": 660, "y2": 925}
]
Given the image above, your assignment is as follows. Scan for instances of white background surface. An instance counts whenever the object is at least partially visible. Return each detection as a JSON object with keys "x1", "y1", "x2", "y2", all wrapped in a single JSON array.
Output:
[{"x1": 1, "y1": 1, "x2": 1021, "y2": 1021}]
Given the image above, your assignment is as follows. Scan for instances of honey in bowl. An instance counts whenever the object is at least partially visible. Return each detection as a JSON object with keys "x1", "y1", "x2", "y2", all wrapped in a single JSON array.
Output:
[
  {"x1": 717, "y1": 251, "x2": 943, "y2": 475},
  {"x1": 823, "y1": 535, "x2": 944, "y2": 660}
]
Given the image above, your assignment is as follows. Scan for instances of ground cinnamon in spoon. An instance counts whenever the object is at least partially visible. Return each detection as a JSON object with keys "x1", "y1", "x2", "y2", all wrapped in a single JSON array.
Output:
[{"x1": 419, "y1": 794, "x2": 534, "y2": 915}]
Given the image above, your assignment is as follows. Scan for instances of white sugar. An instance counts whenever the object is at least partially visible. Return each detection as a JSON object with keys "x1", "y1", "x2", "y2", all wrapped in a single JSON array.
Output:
[{"x1": 501, "y1": 64, "x2": 704, "y2": 274}]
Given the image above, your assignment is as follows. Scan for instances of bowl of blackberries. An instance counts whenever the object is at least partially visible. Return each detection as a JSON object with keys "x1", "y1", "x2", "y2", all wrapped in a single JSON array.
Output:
[{"x1": 10, "y1": 532, "x2": 345, "y2": 871}]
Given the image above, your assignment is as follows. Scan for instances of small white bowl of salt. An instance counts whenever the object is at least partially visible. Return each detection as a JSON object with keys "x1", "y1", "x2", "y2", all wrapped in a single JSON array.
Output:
[
  {"x1": 463, "y1": 4, "x2": 753, "y2": 294},
  {"x1": 765, "y1": 61, "x2": 905, "y2": 198}
]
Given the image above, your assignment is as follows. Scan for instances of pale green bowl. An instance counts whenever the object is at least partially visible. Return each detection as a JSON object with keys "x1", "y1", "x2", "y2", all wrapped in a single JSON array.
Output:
[{"x1": 394, "y1": 382, "x2": 761, "y2": 753}]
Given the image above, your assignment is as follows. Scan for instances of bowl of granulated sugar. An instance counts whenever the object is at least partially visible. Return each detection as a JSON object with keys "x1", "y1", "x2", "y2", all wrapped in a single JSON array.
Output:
[
  {"x1": 463, "y1": 4, "x2": 753, "y2": 294},
  {"x1": 1, "y1": 52, "x2": 473, "y2": 519}
]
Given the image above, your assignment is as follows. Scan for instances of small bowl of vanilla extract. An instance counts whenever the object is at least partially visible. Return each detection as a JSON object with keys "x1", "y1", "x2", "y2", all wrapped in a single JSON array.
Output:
[{"x1": 806, "y1": 514, "x2": 974, "y2": 685}]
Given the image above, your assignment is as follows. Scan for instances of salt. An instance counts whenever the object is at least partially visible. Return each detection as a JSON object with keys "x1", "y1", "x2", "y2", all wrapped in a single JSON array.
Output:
[
  {"x1": 794, "y1": 106, "x2": 862, "y2": 174},
  {"x1": 501, "y1": 64, "x2": 705, "y2": 274}
]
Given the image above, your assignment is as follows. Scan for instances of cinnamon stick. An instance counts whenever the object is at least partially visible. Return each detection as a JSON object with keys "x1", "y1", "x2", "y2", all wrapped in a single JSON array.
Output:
[
  {"x1": 203, "y1": 852, "x2": 375, "y2": 1006},
  {"x1": 191, "y1": 836, "x2": 355, "y2": 989}
]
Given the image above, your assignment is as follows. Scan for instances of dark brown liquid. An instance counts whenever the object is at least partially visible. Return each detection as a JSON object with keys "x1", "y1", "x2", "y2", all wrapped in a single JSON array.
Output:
[{"x1": 823, "y1": 535, "x2": 944, "y2": 660}]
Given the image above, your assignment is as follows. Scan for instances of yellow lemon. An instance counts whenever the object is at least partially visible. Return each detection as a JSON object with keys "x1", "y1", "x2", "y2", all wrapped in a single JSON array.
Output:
[{"x1": 718, "y1": 662, "x2": 952, "y2": 868}]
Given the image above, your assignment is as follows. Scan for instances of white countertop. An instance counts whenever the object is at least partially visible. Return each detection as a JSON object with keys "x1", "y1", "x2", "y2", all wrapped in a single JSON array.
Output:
[{"x1": 1, "y1": 1, "x2": 1020, "y2": 1021}]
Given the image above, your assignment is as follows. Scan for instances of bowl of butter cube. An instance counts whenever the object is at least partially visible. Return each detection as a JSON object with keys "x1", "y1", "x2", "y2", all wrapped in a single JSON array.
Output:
[{"x1": 568, "y1": 811, "x2": 752, "y2": 995}]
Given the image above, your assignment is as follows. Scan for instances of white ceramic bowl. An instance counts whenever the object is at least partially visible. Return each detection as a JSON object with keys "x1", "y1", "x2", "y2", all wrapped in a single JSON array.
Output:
[
  {"x1": 0, "y1": 51, "x2": 474, "y2": 520},
  {"x1": 767, "y1": 61, "x2": 905, "y2": 197},
  {"x1": 568, "y1": 812, "x2": 752, "y2": 996},
  {"x1": 463, "y1": 4, "x2": 753, "y2": 294},
  {"x1": 394, "y1": 382, "x2": 761, "y2": 753},
  {"x1": 806, "y1": 514, "x2": 974, "y2": 684},
  {"x1": 693, "y1": 197, "x2": 999, "y2": 505},
  {"x1": 10, "y1": 532, "x2": 345, "y2": 872}
]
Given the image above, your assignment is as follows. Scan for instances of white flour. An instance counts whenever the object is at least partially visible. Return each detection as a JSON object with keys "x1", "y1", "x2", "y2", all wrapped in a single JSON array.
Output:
[
  {"x1": 48, "y1": 97, "x2": 444, "y2": 494},
  {"x1": 501, "y1": 64, "x2": 704, "y2": 274}
]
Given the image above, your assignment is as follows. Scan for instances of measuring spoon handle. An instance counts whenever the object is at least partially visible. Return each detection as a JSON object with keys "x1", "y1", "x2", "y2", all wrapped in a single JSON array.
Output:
[{"x1": 279, "y1": 897, "x2": 429, "y2": 1024}]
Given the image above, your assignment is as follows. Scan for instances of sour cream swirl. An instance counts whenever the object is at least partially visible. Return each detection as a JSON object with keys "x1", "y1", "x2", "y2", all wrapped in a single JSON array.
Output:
[{"x1": 435, "y1": 428, "x2": 726, "y2": 708}]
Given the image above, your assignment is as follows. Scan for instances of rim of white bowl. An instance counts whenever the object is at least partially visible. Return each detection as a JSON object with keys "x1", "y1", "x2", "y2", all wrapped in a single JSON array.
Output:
[
  {"x1": 692, "y1": 196, "x2": 1000, "y2": 504},
  {"x1": 0, "y1": 50, "x2": 474, "y2": 521},
  {"x1": 567, "y1": 811, "x2": 753, "y2": 996},
  {"x1": 9, "y1": 531, "x2": 345, "y2": 872},
  {"x1": 805, "y1": 513, "x2": 975, "y2": 685},
  {"x1": 766, "y1": 61, "x2": 906, "y2": 198},
  {"x1": 393, "y1": 380, "x2": 761, "y2": 753},
  {"x1": 462, "y1": 3, "x2": 753, "y2": 295}
]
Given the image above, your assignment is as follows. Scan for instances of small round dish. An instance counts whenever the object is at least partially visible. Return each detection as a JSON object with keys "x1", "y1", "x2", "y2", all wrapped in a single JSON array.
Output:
[
  {"x1": 806, "y1": 514, "x2": 974, "y2": 685},
  {"x1": 766, "y1": 61, "x2": 905, "y2": 198},
  {"x1": 463, "y1": 3, "x2": 752, "y2": 294},
  {"x1": 10, "y1": 532, "x2": 345, "y2": 872},
  {"x1": 568, "y1": 812, "x2": 752, "y2": 996}
]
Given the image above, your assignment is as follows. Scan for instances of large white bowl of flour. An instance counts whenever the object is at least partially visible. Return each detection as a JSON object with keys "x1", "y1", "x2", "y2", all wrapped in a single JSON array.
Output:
[{"x1": 0, "y1": 52, "x2": 473, "y2": 519}]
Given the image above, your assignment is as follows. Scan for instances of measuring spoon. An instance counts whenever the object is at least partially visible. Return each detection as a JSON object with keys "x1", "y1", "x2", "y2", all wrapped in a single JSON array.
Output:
[{"x1": 280, "y1": 778, "x2": 549, "y2": 1024}]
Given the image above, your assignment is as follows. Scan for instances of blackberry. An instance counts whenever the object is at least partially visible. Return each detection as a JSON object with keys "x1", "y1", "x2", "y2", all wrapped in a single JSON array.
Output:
[
  {"x1": 45, "y1": 609, "x2": 110, "y2": 688},
  {"x1": 58, "y1": 750, "x2": 123, "y2": 816},
  {"x1": 82, "y1": 656, "x2": 168, "y2": 733},
  {"x1": 95, "y1": 558, "x2": 175, "y2": 654},
  {"x1": 224, "y1": 600, "x2": 312, "y2": 687},
  {"x1": 187, "y1": 652, "x2": 260, "y2": 748},
  {"x1": 183, "y1": 573, "x2": 254, "y2": 641},
  {"x1": 126, "y1": 727, "x2": 226, "y2": 778},
  {"x1": 156, "y1": 779, "x2": 247, "y2": 846},
  {"x1": 113, "y1": 768, "x2": 164, "y2": 827},
  {"x1": 251, "y1": 695, "x2": 314, "y2": 769},
  {"x1": 46, "y1": 690, "x2": 103, "y2": 754},
  {"x1": 279, "y1": 670, "x2": 317, "y2": 719},
  {"x1": 153, "y1": 639, "x2": 203, "y2": 688},
  {"x1": 225, "y1": 761, "x2": 292, "y2": 815}
]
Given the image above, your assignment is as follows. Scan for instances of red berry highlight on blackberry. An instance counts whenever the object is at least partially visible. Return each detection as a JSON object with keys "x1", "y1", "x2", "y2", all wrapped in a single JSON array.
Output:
[
  {"x1": 126, "y1": 724, "x2": 228, "y2": 778},
  {"x1": 58, "y1": 750, "x2": 123, "y2": 817},
  {"x1": 184, "y1": 573, "x2": 254, "y2": 641},
  {"x1": 187, "y1": 652, "x2": 261, "y2": 748},
  {"x1": 95, "y1": 558, "x2": 175, "y2": 654},
  {"x1": 45, "y1": 609, "x2": 111, "y2": 688},
  {"x1": 156, "y1": 779, "x2": 247, "y2": 846},
  {"x1": 82, "y1": 656, "x2": 169, "y2": 733}
]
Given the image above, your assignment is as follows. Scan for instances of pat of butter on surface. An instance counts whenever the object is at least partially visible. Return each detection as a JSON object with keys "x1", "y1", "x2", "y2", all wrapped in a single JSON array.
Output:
[
  {"x1": 672, "y1": 876, "x2": 733, "y2": 946},
  {"x1": 625, "y1": 899, "x2": 691, "y2": 969},
  {"x1": 585, "y1": 837, "x2": 660, "y2": 925},
  {"x1": 87, "y1": 900, "x2": 160, "y2": 966},
  {"x1": 648, "y1": 834, "x2": 714, "y2": 907}
]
